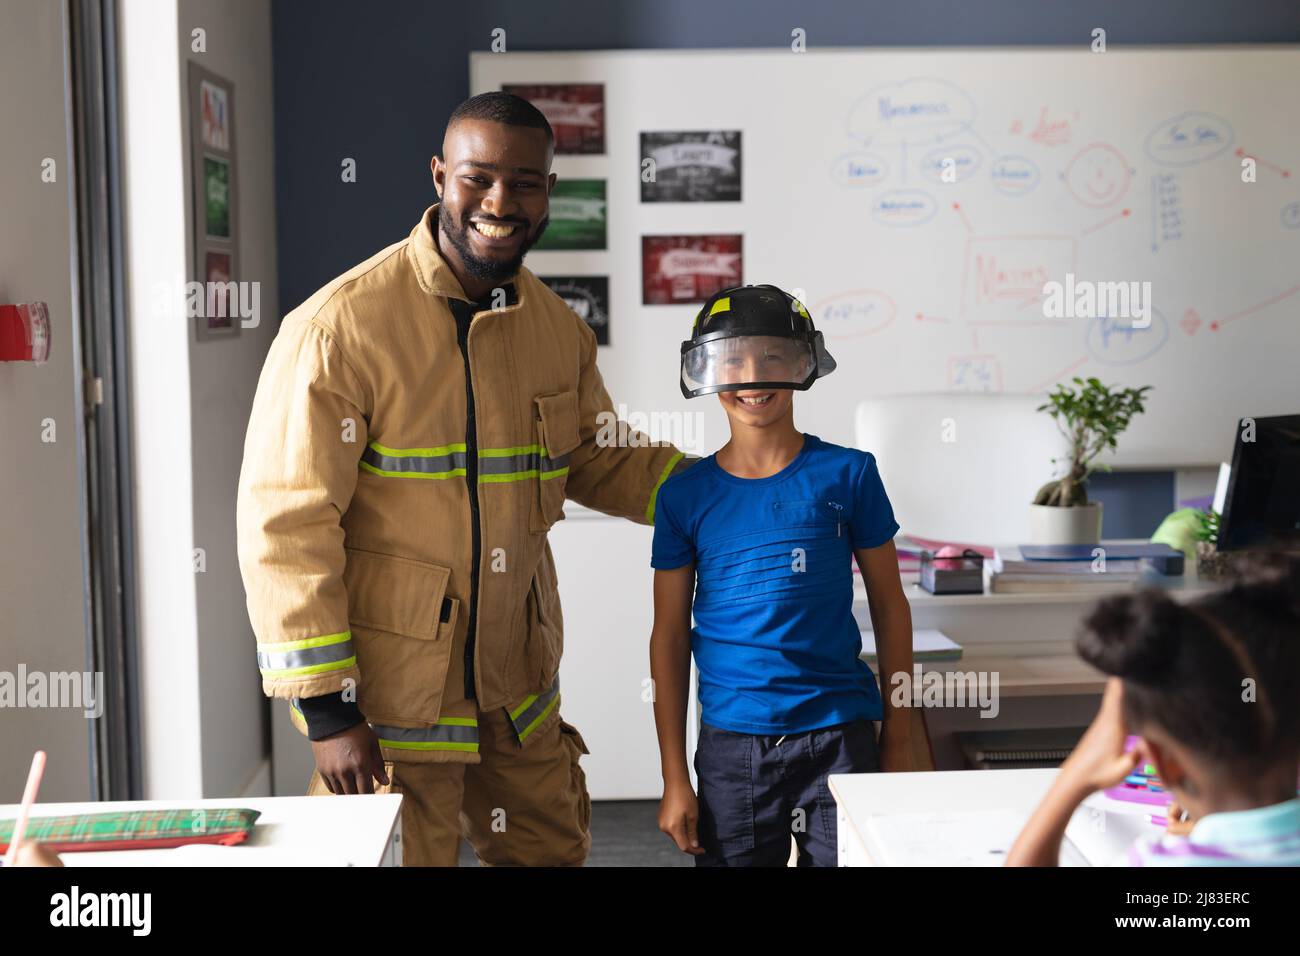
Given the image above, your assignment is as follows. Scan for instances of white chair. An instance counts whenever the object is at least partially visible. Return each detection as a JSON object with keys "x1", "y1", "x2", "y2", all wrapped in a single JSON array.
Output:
[{"x1": 855, "y1": 394, "x2": 1070, "y2": 545}]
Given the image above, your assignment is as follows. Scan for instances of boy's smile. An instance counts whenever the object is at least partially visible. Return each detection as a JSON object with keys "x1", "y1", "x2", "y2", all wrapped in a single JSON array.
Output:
[{"x1": 719, "y1": 387, "x2": 793, "y2": 426}]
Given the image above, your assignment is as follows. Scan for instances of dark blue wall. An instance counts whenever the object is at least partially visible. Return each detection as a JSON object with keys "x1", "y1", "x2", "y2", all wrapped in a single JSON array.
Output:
[{"x1": 270, "y1": 0, "x2": 1300, "y2": 311}]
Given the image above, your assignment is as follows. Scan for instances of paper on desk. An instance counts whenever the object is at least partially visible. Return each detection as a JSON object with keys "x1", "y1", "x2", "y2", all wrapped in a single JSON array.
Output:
[{"x1": 866, "y1": 810, "x2": 1026, "y2": 866}]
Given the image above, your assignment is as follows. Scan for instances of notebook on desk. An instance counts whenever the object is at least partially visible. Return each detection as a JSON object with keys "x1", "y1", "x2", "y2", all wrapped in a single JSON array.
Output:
[{"x1": 861, "y1": 628, "x2": 962, "y2": 664}]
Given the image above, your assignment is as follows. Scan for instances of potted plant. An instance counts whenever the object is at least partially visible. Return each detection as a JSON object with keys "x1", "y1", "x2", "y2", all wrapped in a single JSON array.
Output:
[
  {"x1": 1193, "y1": 508, "x2": 1234, "y2": 579},
  {"x1": 1031, "y1": 376, "x2": 1152, "y2": 544}
]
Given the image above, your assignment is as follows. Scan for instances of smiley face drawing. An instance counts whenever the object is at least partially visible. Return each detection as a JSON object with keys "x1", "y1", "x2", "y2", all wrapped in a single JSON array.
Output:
[{"x1": 1064, "y1": 143, "x2": 1132, "y2": 207}]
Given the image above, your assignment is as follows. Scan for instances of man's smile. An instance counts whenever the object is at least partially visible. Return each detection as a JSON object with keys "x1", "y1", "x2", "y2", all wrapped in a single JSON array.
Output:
[{"x1": 470, "y1": 218, "x2": 525, "y2": 246}]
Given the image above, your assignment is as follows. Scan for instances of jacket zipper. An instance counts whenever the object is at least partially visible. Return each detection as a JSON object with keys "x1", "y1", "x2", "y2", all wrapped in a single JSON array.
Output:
[{"x1": 451, "y1": 298, "x2": 481, "y2": 700}]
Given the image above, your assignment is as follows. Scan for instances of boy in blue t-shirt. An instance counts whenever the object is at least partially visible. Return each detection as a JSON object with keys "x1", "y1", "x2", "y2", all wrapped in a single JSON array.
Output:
[{"x1": 650, "y1": 284, "x2": 915, "y2": 866}]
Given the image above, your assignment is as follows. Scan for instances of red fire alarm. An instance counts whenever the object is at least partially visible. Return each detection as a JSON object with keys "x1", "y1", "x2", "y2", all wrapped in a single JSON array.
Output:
[{"x1": 0, "y1": 302, "x2": 50, "y2": 364}]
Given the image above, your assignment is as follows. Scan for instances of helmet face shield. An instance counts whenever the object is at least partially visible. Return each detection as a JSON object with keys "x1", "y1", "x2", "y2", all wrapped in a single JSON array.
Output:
[
  {"x1": 681, "y1": 333, "x2": 819, "y2": 398},
  {"x1": 678, "y1": 284, "x2": 838, "y2": 399}
]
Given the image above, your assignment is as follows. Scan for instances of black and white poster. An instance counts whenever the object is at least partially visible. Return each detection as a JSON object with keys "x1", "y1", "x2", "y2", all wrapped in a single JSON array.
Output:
[
  {"x1": 541, "y1": 276, "x2": 610, "y2": 345},
  {"x1": 640, "y1": 130, "x2": 742, "y2": 202}
]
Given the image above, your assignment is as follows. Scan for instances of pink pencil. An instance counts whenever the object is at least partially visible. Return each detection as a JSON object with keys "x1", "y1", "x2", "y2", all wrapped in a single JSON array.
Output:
[{"x1": 3, "y1": 750, "x2": 47, "y2": 866}]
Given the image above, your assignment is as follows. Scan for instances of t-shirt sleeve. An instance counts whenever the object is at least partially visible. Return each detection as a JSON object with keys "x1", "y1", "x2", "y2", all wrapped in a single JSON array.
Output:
[
  {"x1": 651, "y1": 482, "x2": 694, "y2": 569},
  {"x1": 849, "y1": 453, "x2": 900, "y2": 549}
]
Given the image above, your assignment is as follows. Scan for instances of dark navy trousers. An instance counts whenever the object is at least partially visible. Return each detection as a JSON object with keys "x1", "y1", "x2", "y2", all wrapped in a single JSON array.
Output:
[{"x1": 693, "y1": 718, "x2": 880, "y2": 867}]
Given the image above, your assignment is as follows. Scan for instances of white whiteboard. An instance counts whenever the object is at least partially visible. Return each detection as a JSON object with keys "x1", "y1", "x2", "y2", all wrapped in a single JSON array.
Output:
[{"x1": 472, "y1": 47, "x2": 1300, "y2": 466}]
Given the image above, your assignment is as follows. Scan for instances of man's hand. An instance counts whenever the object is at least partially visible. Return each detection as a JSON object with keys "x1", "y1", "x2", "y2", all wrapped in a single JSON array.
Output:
[
  {"x1": 658, "y1": 777, "x2": 704, "y2": 855},
  {"x1": 311, "y1": 722, "x2": 390, "y2": 794}
]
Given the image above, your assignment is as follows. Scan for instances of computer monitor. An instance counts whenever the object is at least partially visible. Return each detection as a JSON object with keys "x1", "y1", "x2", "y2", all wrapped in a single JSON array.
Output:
[{"x1": 1218, "y1": 415, "x2": 1300, "y2": 552}]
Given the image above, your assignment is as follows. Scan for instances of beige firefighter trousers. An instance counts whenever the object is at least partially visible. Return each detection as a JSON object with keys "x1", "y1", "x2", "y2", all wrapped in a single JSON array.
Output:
[{"x1": 306, "y1": 707, "x2": 592, "y2": 866}]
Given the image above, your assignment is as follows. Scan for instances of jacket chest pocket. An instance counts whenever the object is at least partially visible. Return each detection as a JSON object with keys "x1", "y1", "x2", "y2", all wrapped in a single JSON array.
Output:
[
  {"x1": 529, "y1": 390, "x2": 581, "y2": 533},
  {"x1": 771, "y1": 498, "x2": 846, "y2": 538},
  {"x1": 343, "y1": 547, "x2": 459, "y2": 726}
]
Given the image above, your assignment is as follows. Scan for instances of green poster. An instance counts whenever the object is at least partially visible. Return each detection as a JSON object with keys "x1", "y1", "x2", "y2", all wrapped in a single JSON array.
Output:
[
  {"x1": 536, "y1": 179, "x2": 606, "y2": 250},
  {"x1": 204, "y1": 155, "x2": 230, "y2": 239}
]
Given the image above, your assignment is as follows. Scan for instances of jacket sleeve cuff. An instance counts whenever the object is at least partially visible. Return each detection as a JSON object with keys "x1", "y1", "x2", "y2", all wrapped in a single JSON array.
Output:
[{"x1": 295, "y1": 691, "x2": 365, "y2": 741}]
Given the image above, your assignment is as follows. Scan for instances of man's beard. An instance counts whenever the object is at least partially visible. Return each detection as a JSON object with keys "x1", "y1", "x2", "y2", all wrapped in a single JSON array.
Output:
[{"x1": 438, "y1": 204, "x2": 549, "y2": 285}]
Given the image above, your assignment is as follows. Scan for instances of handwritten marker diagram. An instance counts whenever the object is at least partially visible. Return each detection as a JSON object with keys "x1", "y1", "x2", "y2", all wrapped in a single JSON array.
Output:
[
  {"x1": 1234, "y1": 147, "x2": 1291, "y2": 179},
  {"x1": 812, "y1": 290, "x2": 897, "y2": 339},
  {"x1": 1151, "y1": 174, "x2": 1183, "y2": 251},
  {"x1": 947, "y1": 354, "x2": 1004, "y2": 392},
  {"x1": 990, "y1": 155, "x2": 1041, "y2": 197},
  {"x1": 919, "y1": 144, "x2": 982, "y2": 184},
  {"x1": 1064, "y1": 143, "x2": 1133, "y2": 208},
  {"x1": 846, "y1": 77, "x2": 976, "y2": 146},
  {"x1": 1085, "y1": 308, "x2": 1169, "y2": 366},
  {"x1": 871, "y1": 189, "x2": 938, "y2": 227},
  {"x1": 1282, "y1": 202, "x2": 1300, "y2": 230},
  {"x1": 961, "y1": 235, "x2": 1077, "y2": 320},
  {"x1": 1144, "y1": 111, "x2": 1235, "y2": 167},
  {"x1": 831, "y1": 151, "x2": 889, "y2": 187}
]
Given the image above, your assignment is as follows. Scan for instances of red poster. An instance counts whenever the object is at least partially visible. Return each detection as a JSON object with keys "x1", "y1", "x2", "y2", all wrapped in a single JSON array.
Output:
[
  {"x1": 641, "y1": 235, "x2": 743, "y2": 305},
  {"x1": 502, "y1": 83, "x2": 604, "y2": 154}
]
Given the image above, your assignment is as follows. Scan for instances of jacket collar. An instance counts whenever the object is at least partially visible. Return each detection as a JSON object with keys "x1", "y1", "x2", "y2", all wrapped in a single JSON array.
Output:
[{"x1": 410, "y1": 203, "x2": 524, "y2": 302}]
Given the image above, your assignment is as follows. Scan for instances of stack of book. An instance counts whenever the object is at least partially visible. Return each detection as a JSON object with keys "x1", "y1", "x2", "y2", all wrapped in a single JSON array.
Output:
[{"x1": 987, "y1": 544, "x2": 1145, "y2": 594}]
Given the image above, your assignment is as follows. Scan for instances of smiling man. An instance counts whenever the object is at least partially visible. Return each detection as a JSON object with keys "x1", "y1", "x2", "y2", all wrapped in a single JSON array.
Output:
[{"x1": 237, "y1": 93, "x2": 689, "y2": 866}]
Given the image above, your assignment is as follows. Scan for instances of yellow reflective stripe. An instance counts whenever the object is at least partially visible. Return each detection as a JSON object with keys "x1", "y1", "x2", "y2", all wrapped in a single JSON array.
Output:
[
  {"x1": 479, "y1": 444, "x2": 543, "y2": 458},
  {"x1": 509, "y1": 693, "x2": 540, "y2": 721},
  {"x1": 263, "y1": 658, "x2": 357, "y2": 678},
  {"x1": 373, "y1": 718, "x2": 480, "y2": 752},
  {"x1": 367, "y1": 441, "x2": 467, "y2": 456},
  {"x1": 258, "y1": 631, "x2": 356, "y2": 679},
  {"x1": 517, "y1": 691, "x2": 561, "y2": 742},
  {"x1": 258, "y1": 631, "x2": 351, "y2": 653},
  {"x1": 645, "y1": 451, "x2": 684, "y2": 524},
  {"x1": 478, "y1": 467, "x2": 569, "y2": 484},
  {"x1": 708, "y1": 296, "x2": 731, "y2": 317},
  {"x1": 359, "y1": 460, "x2": 467, "y2": 480}
]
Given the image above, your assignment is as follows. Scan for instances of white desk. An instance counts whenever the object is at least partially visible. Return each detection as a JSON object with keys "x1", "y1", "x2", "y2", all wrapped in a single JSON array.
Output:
[
  {"x1": 1, "y1": 795, "x2": 403, "y2": 866},
  {"x1": 830, "y1": 768, "x2": 1155, "y2": 866}
]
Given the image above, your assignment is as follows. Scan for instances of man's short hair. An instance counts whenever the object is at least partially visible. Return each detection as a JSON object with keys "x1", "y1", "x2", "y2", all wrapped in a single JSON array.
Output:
[{"x1": 448, "y1": 92, "x2": 554, "y2": 144}]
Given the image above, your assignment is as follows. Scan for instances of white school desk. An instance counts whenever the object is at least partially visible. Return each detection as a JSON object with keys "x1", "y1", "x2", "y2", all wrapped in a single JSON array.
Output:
[
  {"x1": 829, "y1": 767, "x2": 1155, "y2": 866},
  {"x1": 0, "y1": 795, "x2": 403, "y2": 866}
]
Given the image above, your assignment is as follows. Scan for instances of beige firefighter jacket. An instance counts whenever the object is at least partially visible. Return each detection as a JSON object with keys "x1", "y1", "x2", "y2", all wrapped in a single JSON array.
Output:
[{"x1": 236, "y1": 204, "x2": 684, "y2": 762}]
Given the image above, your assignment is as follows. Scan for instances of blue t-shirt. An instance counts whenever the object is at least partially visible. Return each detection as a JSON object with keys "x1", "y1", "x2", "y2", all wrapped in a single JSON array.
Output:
[{"x1": 651, "y1": 434, "x2": 900, "y2": 734}]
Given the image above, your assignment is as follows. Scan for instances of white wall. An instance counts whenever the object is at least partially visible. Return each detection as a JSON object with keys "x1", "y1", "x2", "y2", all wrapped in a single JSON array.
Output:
[
  {"x1": 0, "y1": 0, "x2": 92, "y2": 802},
  {"x1": 177, "y1": 0, "x2": 280, "y2": 798},
  {"x1": 120, "y1": 0, "x2": 278, "y2": 798},
  {"x1": 120, "y1": 0, "x2": 202, "y2": 798}
]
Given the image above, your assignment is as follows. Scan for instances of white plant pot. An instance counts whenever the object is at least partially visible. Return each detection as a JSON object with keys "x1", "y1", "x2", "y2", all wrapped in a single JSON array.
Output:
[{"x1": 1028, "y1": 502, "x2": 1103, "y2": 545}]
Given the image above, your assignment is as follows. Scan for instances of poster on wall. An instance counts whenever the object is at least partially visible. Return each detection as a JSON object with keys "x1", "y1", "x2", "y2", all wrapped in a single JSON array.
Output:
[
  {"x1": 640, "y1": 131, "x2": 742, "y2": 202},
  {"x1": 535, "y1": 179, "x2": 607, "y2": 250},
  {"x1": 502, "y1": 83, "x2": 604, "y2": 154},
  {"x1": 642, "y1": 235, "x2": 743, "y2": 305},
  {"x1": 541, "y1": 276, "x2": 610, "y2": 344},
  {"x1": 188, "y1": 62, "x2": 239, "y2": 340}
]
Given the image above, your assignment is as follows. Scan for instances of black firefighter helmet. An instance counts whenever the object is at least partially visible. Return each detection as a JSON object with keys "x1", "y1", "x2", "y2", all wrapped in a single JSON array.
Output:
[{"x1": 680, "y1": 284, "x2": 836, "y2": 399}]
